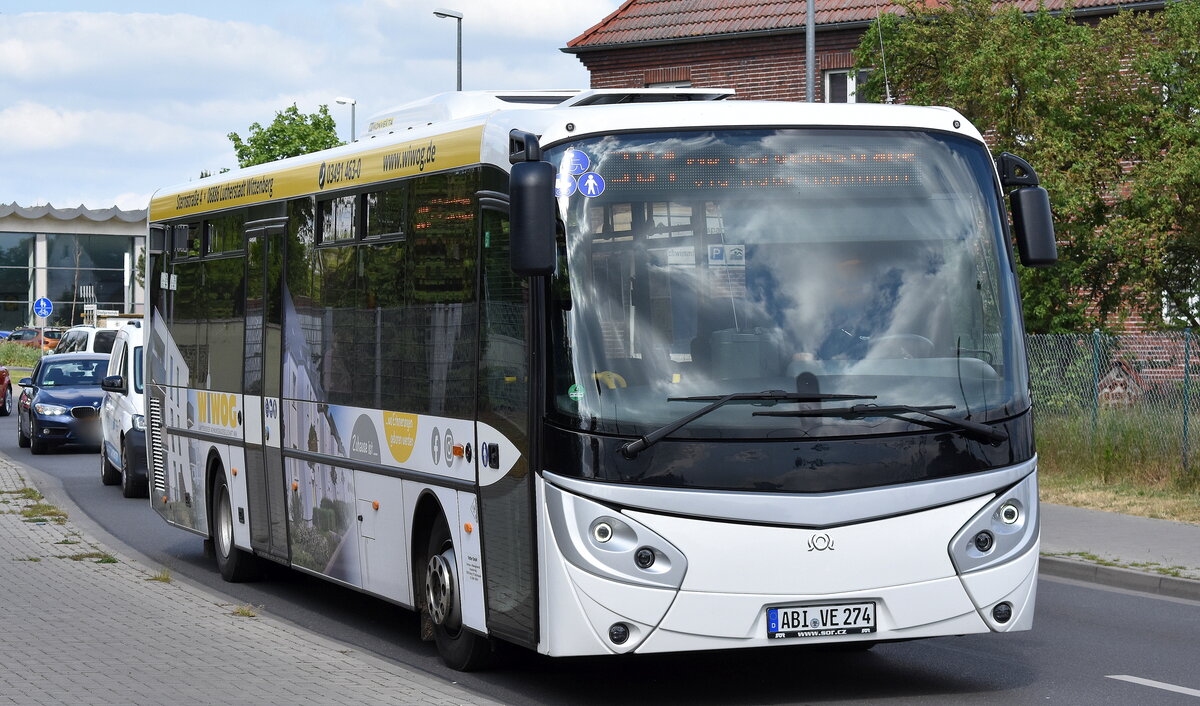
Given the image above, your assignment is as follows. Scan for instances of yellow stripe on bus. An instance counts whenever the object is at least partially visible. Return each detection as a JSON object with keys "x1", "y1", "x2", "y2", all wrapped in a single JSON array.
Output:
[{"x1": 150, "y1": 125, "x2": 485, "y2": 221}]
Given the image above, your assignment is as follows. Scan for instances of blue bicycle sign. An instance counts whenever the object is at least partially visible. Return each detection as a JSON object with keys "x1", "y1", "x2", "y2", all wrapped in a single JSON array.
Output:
[{"x1": 33, "y1": 298, "x2": 53, "y2": 318}]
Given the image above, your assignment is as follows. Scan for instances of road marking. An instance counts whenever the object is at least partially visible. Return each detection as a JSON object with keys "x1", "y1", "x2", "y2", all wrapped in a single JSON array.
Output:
[{"x1": 1106, "y1": 675, "x2": 1200, "y2": 698}]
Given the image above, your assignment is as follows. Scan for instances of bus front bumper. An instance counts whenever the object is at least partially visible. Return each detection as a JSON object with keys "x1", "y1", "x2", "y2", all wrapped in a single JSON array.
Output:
[{"x1": 537, "y1": 474, "x2": 1038, "y2": 657}]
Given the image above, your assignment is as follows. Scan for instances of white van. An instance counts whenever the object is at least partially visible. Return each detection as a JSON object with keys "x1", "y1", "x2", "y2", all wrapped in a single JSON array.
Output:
[
  {"x1": 56, "y1": 325, "x2": 118, "y2": 355},
  {"x1": 99, "y1": 322, "x2": 146, "y2": 497}
]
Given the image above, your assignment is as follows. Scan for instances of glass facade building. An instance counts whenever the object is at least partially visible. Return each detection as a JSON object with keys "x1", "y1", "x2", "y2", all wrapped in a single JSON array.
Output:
[{"x1": 0, "y1": 203, "x2": 146, "y2": 330}]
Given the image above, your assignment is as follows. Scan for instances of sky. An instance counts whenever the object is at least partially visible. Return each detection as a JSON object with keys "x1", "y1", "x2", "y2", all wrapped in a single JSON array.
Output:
[{"x1": 0, "y1": 0, "x2": 621, "y2": 211}]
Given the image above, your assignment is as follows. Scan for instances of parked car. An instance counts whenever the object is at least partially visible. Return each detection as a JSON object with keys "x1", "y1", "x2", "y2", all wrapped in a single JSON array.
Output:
[
  {"x1": 0, "y1": 364, "x2": 11, "y2": 417},
  {"x1": 7, "y1": 327, "x2": 64, "y2": 351},
  {"x1": 16, "y1": 353, "x2": 109, "y2": 454},
  {"x1": 55, "y1": 325, "x2": 118, "y2": 355},
  {"x1": 99, "y1": 322, "x2": 147, "y2": 497}
]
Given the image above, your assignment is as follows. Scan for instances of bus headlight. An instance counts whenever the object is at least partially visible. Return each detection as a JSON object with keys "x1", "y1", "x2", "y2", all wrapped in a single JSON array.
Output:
[
  {"x1": 132, "y1": 414, "x2": 146, "y2": 432},
  {"x1": 949, "y1": 471, "x2": 1039, "y2": 575},
  {"x1": 545, "y1": 484, "x2": 686, "y2": 589}
]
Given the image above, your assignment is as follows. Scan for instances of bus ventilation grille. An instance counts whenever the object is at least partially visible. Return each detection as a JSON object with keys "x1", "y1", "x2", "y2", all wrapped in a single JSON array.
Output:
[{"x1": 148, "y1": 396, "x2": 166, "y2": 496}]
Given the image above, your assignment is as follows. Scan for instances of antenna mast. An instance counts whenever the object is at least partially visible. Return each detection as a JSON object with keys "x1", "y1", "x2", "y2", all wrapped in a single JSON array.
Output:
[{"x1": 878, "y1": 12, "x2": 894, "y2": 104}]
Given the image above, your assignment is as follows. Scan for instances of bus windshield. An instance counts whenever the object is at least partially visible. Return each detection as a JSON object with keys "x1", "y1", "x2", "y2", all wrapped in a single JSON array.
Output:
[{"x1": 546, "y1": 128, "x2": 1027, "y2": 440}]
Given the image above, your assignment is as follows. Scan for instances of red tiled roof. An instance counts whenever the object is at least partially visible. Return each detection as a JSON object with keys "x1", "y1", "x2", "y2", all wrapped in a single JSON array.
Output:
[{"x1": 566, "y1": 0, "x2": 1147, "y2": 50}]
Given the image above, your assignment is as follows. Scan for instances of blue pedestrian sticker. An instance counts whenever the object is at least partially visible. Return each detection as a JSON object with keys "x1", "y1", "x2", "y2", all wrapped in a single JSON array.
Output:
[
  {"x1": 555, "y1": 173, "x2": 577, "y2": 198},
  {"x1": 578, "y1": 172, "x2": 605, "y2": 198},
  {"x1": 563, "y1": 149, "x2": 590, "y2": 175}
]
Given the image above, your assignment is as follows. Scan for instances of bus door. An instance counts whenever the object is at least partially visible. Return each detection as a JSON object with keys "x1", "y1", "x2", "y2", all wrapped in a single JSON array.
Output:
[
  {"x1": 243, "y1": 217, "x2": 288, "y2": 562},
  {"x1": 476, "y1": 203, "x2": 538, "y2": 648}
]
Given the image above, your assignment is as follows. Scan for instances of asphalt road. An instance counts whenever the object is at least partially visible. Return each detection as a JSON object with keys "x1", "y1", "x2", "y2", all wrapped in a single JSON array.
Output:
[{"x1": 3, "y1": 409, "x2": 1199, "y2": 705}]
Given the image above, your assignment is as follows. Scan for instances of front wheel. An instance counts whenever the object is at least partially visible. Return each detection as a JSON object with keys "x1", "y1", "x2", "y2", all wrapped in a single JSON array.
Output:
[
  {"x1": 120, "y1": 437, "x2": 147, "y2": 498},
  {"x1": 101, "y1": 446, "x2": 121, "y2": 486},
  {"x1": 0, "y1": 384, "x2": 12, "y2": 416},
  {"x1": 212, "y1": 474, "x2": 257, "y2": 582},
  {"x1": 424, "y1": 519, "x2": 491, "y2": 671},
  {"x1": 30, "y1": 422, "x2": 48, "y2": 455}
]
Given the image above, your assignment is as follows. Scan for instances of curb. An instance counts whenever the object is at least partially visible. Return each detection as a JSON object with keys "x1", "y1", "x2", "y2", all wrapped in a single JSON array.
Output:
[{"x1": 1040, "y1": 555, "x2": 1200, "y2": 602}]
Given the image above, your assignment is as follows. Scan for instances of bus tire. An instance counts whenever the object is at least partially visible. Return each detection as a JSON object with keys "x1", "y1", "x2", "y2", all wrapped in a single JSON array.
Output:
[
  {"x1": 212, "y1": 473, "x2": 257, "y2": 582},
  {"x1": 424, "y1": 518, "x2": 491, "y2": 671}
]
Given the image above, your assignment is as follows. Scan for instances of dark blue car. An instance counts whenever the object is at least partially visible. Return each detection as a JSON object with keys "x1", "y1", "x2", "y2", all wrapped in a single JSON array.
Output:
[{"x1": 17, "y1": 353, "x2": 109, "y2": 455}]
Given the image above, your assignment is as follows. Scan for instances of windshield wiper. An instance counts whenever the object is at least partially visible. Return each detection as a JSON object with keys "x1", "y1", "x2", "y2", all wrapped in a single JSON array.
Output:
[
  {"x1": 753, "y1": 404, "x2": 1008, "y2": 443},
  {"x1": 619, "y1": 390, "x2": 876, "y2": 460}
]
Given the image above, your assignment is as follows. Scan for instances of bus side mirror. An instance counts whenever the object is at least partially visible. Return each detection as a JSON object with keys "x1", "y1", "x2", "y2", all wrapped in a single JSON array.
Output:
[
  {"x1": 149, "y1": 224, "x2": 167, "y2": 254},
  {"x1": 1010, "y1": 186, "x2": 1057, "y2": 267},
  {"x1": 996, "y1": 152, "x2": 1057, "y2": 268},
  {"x1": 509, "y1": 160, "x2": 557, "y2": 277}
]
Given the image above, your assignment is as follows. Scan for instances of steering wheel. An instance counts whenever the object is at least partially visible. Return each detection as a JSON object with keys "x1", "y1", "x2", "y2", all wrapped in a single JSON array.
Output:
[{"x1": 869, "y1": 334, "x2": 934, "y2": 359}]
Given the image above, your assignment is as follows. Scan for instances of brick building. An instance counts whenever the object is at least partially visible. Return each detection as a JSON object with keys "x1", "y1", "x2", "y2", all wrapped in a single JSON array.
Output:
[{"x1": 564, "y1": 0, "x2": 1161, "y2": 104}]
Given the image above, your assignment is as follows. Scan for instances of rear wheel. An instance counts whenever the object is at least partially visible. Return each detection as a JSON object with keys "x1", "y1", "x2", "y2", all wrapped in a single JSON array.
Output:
[
  {"x1": 424, "y1": 518, "x2": 491, "y2": 671},
  {"x1": 101, "y1": 445, "x2": 121, "y2": 486},
  {"x1": 212, "y1": 473, "x2": 257, "y2": 582},
  {"x1": 120, "y1": 436, "x2": 147, "y2": 498},
  {"x1": 0, "y1": 384, "x2": 12, "y2": 416}
]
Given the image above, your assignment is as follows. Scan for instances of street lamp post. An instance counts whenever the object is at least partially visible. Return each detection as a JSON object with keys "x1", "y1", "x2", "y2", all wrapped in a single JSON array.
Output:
[
  {"x1": 433, "y1": 8, "x2": 463, "y2": 91},
  {"x1": 335, "y1": 96, "x2": 356, "y2": 141}
]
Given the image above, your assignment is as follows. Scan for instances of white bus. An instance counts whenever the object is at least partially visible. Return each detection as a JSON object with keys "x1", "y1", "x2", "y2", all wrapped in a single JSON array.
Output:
[{"x1": 145, "y1": 89, "x2": 1056, "y2": 670}]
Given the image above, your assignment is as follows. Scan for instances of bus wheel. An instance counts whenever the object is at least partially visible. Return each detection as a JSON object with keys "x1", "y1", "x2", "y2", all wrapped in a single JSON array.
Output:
[
  {"x1": 424, "y1": 519, "x2": 491, "y2": 671},
  {"x1": 213, "y1": 474, "x2": 257, "y2": 582}
]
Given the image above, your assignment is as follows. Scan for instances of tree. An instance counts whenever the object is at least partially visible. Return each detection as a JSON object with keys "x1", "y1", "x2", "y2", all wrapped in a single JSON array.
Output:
[
  {"x1": 855, "y1": 0, "x2": 1200, "y2": 332},
  {"x1": 227, "y1": 104, "x2": 343, "y2": 168}
]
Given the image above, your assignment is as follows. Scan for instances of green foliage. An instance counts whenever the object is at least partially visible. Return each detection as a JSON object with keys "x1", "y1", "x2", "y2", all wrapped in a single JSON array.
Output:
[
  {"x1": 227, "y1": 104, "x2": 343, "y2": 168},
  {"x1": 1037, "y1": 410, "x2": 1198, "y2": 491},
  {"x1": 856, "y1": 0, "x2": 1200, "y2": 332},
  {"x1": 0, "y1": 342, "x2": 43, "y2": 369}
]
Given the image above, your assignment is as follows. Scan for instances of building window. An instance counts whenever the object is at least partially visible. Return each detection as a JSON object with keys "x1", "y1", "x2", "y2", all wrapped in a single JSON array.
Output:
[{"x1": 825, "y1": 69, "x2": 872, "y2": 104}]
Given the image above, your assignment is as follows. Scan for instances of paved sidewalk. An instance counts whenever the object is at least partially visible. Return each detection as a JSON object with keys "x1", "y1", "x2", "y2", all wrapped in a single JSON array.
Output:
[
  {"x1": 1040, "y1": 502, "x2": 1200, "y2": 600},
  {"x1": 0, "y1": 460, "x2": 500, "y2": 706}
]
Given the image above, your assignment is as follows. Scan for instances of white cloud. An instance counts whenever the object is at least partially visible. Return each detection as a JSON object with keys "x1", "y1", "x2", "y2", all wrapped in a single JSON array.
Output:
[
  {"x1": 0, "y1": 101, "x2": 227, "y2": 154},
  {"x1": 0, "y1": 12, "x2": 318, "y2": 91},
  {"x1": 341, "y1": 0, "x2": 612, "y2": 41},
  {"x1": 113, "y1": 191, "x2": 153, "y2": 211}
]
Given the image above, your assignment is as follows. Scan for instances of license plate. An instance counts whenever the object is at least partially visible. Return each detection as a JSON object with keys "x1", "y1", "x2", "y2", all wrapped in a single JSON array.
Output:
[{"x1": 767, "y1": 601, "x2": 876, "y2": 639}]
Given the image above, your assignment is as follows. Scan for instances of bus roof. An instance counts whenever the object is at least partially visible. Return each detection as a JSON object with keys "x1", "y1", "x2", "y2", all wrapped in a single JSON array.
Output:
[{"x1": 149, "y1": 89, "x2": 981, "y2": 222}]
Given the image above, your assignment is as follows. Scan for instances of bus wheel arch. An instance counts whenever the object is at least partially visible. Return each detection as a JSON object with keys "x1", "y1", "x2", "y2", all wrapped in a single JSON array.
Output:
[{"x1": 412, "y1": 490, "x2": 491, "y2": 671}]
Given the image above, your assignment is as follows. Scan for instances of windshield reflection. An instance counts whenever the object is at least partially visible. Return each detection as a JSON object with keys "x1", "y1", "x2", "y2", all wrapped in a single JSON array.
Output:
[{"x1": 547, "y1": 129, "x2": 1025, "y2": 440}]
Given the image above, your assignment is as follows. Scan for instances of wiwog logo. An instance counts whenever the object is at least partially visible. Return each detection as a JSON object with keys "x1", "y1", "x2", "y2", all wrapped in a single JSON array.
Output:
[{"x1": 318, "y1": 162, "x2": 327, "y2": 189}]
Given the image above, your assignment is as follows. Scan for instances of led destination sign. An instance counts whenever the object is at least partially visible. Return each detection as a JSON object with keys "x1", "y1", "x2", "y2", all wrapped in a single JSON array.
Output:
[{"x1": 597, "y1": 149, "x2": 921, "y2": 193}]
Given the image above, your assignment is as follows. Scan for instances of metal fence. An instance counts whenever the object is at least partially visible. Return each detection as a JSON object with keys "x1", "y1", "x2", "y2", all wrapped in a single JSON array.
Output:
[{"x1": 1026, "y1": 330, "x2": 1199, "y2": 476}]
